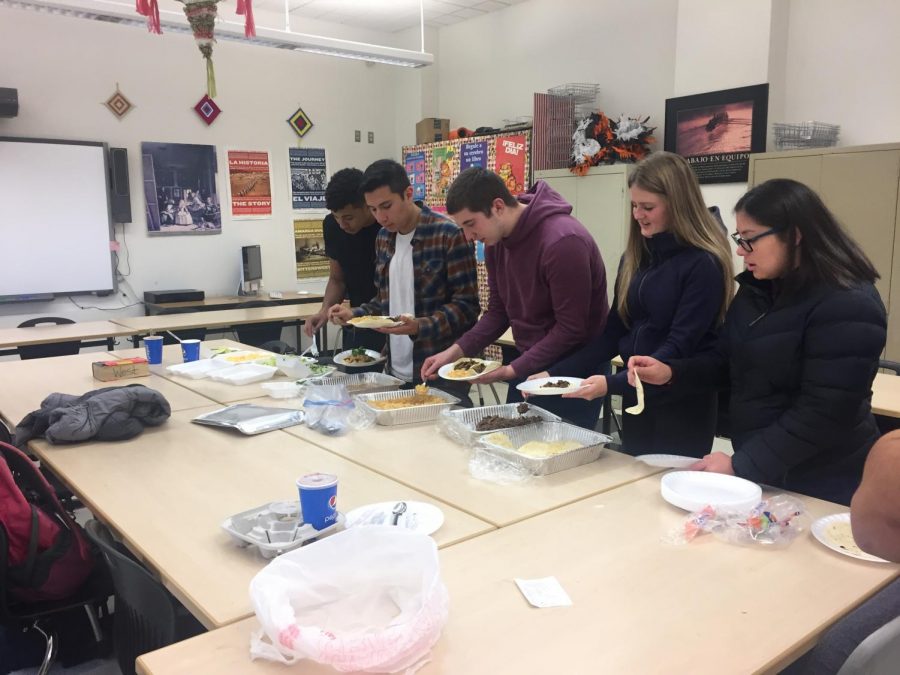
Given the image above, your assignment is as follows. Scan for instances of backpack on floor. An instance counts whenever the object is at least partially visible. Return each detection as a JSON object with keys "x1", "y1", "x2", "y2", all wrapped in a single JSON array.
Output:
[{"x1": 0, "y1": 441, "x2": 94, "y2": 603}]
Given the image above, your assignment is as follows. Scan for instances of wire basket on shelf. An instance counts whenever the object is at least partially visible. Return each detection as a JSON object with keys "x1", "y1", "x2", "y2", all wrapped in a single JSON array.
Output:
[
  {"x1": 772, "y1": 121, "x2": 840, "y2": 150},
  {"x1": 547, "y1": 83, "x2": 600, "y2": 119}
]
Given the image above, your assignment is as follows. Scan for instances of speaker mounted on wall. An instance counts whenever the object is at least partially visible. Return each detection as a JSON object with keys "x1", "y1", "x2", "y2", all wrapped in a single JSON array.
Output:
[
  {"x1": 0, "y1": 88, "x2": 18, "y2": 118},
  {"x1": 108, "y1": 146, "x2": 132, "y2": 223}
]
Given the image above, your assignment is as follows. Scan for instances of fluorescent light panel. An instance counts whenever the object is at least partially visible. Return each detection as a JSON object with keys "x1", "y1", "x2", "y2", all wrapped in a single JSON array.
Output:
[{"x1": 0, "y1": 0, "x2": 434, "y2": 67}]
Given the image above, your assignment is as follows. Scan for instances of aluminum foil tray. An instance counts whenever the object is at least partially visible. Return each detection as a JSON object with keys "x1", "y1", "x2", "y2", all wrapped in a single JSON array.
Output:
[
  {"x1": 439, "y1": 403, "x2": 561, "y2": 446},
  {"x1": 320, "y1": 371, "x2": 404, "y2": 396},
  {"x1": 354, "y1": 387, "x2": 461, "y2": 425},
  {"x1": 221, "y1": 501, "x2": 344, "y2": 559},
  {"x1": 477, "y1": 421, "x2": 611, "y2": 475}
]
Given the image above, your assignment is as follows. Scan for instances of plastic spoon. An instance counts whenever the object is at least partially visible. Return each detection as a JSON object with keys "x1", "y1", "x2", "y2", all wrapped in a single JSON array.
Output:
[{"x1": 391, "y1": 501, "x2": 407, "y2": 526}]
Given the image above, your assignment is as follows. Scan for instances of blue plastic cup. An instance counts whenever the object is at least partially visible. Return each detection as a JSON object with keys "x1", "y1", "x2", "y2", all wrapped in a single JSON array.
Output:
[
  {"x1": 143, "y1": 336, "x2": 164, "y2": 365},
  {"x1": 180, "y1": 339, "x2": 201, "y2": 362},
  {"x1": 296, "y1": 473, "x2": 338, "y2": 530}
]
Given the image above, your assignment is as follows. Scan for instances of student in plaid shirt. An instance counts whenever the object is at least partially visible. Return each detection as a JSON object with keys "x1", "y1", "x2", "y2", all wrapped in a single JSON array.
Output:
[{"x1": 328, "y1": 159, "x2": 479, "y2": 400}]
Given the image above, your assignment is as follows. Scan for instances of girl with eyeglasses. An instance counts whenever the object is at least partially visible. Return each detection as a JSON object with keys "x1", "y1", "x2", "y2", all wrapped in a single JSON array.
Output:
[
  {"x1": 528, "y1": 151, "x2": 734, "y2": 456},
  {"x1": 630, "y1": 178, "x2": 886, "y2": 505}
]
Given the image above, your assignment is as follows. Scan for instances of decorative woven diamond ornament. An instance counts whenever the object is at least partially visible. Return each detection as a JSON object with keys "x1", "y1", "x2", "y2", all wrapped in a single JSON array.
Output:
[
  {"x1": 193, "y1": 95, "x2": 222, "y2": 126},
  {"x1": 104, "y1": 85, "x2": 134, "y2": 119},
  {"x1": 287, "y1": 106, "x2": 313, "y2": 138}
]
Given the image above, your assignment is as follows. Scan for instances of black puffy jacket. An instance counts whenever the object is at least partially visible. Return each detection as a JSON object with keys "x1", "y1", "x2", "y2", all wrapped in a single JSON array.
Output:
[{"x1": 670, "y1": 271, "x2": 887, "y2": 505}]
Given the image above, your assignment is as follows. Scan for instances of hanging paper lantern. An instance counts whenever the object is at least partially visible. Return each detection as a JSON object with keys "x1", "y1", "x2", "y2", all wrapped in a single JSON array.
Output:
[{"x1": 178, "y1": 0, "x2": 221, "y2": 98}]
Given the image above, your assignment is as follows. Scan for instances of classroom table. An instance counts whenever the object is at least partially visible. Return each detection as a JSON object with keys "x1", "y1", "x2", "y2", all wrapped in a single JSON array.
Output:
[
  {"x1": 0, "y1": 320, "x2": 137, "y2": 357},
  {"x1": 143, "y1": 291, "x2": 324, "y2": 315},
  {"x1": 0, "y1": 351, "x2": 213, "y2": 428},
  {"x1": 872, "y1": 372, "x2": 900, "y2": 418},
  {"x1": 136, "y1": 475, "x2": 899, "y2": 675},
  {"x1": 111, "y1": 302, "x2": 324, "y2": 347},
  {"x1": 22, "y1": 405, "x2": 493, "y2": 630}
]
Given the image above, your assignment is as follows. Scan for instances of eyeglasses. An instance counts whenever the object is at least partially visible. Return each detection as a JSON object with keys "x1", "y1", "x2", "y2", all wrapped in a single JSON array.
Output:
[{"x1": 730, "y1": 228, "x2": 781, "y2": 252}]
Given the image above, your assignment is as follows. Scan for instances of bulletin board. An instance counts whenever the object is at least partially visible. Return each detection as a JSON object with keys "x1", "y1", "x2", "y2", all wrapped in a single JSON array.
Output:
[{"x1": 402, "y1": 130, "x2": 532, "y2": 212}]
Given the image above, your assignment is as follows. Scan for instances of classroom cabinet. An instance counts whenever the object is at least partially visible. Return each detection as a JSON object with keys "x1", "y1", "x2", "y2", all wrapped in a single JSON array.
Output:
[
  {"x1": 535, "y1": 165, "x2": 631, "y2": 303},
  {"x1": 748, "y1": 143, "x2": 900, "y2": 359}
]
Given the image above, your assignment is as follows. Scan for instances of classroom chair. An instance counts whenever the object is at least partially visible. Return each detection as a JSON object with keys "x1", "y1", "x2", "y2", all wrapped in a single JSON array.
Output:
[
  {"x1": 837, "y1": 614, "x2": 900, "y2": 675},
  {"x1": 16, "y1": 317, "x2": 81, "y2": 360},
  {"x1": 233, "y1": 301, "x2": 285, "y2": 347}
]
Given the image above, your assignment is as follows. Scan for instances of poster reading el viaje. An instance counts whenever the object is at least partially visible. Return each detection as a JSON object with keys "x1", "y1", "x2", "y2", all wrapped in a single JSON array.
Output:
[
  {"x1": 227, "y1": 150, "x2": 272, "y2": 218},
  {"x1": 495, "y1": 134, "x2": 527, "y2": 195},
  {"x1": 430, "y1": 145, "x2": 456, "y2": 205},
  {"x1": 289, "y1": 147, "x2": 327, "y2": 209},
  {"x1": 460, "y1": 141, "x2": 488, "y2": 171},
  {"x1": 405, "y1": 151, "x2": 426, "y2": 201}
]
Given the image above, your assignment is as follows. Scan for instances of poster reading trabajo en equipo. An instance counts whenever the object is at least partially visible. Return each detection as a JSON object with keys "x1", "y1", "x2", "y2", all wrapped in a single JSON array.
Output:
[
  {"x1": 227, "y1": 151, "x2": 272, "y2": 218},
  {"x1": 495, "y1": 134, "x2": 527, "y2": 195},
  {"x1": 289, "y1": 148, "x2": 327, "y2": 209}
]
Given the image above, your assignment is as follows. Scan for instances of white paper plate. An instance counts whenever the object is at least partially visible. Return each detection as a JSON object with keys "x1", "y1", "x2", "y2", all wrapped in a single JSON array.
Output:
[
  {"x1": 437, "y1": 360, "x2": 501, "y2": 381},
  {"x1": 347, "y1": 316, "x2": 403, "y2": 329},
  {"x1": 333, "y1": 349, "x2": 387, "y2": 368},
  {"x1": 516, "y1": 376, "x2": 584, "y2": 396},
  {"x1": 344, "y1": 501, "x2": 445, "y2": 535},
  {"x1": 811, "y1": 513, "x2": 890, "y2": 563},
  {"x1": 660, "y1": 471, "x2": 762, "y2": 512},
  {"x1": 635, "y1": 454, "x2": 699, "y2": 469}
]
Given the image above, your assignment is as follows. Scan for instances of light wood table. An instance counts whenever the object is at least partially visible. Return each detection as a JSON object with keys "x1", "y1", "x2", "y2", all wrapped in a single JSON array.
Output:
[
  {"x1": 137, "y1": 476, "x2": 899, "y2": 675},
  {"x1": 0, "y1": 320, "x2": 136, "y2": 349},
  {"x1": 110, "y1": 340, "x2": 294, "y2": 405},
  {"x1": 872, "y1": 372, "x2": 900, "y2": 418},
  {"x1": 0, "y1": 351, "x2": 214, "y2": 427},
  {"x1": 112, "y1": 303, "x2": 324, "y2": 336},
  {"x1": 26, "y1": 405, "x2": 493, "y2": 630},
  {"x1": 279, "y1": 416, "x2": 661, "y2": 527}
]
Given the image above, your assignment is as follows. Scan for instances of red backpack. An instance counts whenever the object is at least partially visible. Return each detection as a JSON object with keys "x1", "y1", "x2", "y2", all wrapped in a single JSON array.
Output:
[{"x1": 0, "y1": 441, "x2": 94, "y2": 602}]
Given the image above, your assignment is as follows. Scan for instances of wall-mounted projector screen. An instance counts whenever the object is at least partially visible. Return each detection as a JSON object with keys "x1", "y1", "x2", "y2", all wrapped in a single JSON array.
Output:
[{"x1": 0, "y1": 137, "x2": 116, "y2": 298}]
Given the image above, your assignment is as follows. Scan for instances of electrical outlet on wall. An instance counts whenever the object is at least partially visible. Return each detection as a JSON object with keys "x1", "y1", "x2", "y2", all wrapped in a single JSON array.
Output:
[
  {"x1": 354, "y1": 130, "x2": 361, "y2": 142},
  {"x1": 368, "y1": 131, "x2": 374, "y2": 144}
]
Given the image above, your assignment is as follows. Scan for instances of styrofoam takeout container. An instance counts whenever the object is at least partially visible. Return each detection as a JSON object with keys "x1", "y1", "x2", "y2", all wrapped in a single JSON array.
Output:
[
  {"x1": 208, "y1": 363, "x2": 277, "y2": 385},
  {"x1": 261, "y1": 381, "x2": 303, "y2": 399},
  {"x1": 165, "y1": 358, "x2": 233, "y2": 380}
]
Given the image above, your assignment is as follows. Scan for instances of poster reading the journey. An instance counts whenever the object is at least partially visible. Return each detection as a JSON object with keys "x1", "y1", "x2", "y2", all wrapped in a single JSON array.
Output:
[
  {"x1": 460, "y1": 141, "x2": 488, "y2": 171},
  {"x1": 227, "y1": 150, "x2": 271, "y2": 218},
  {"x1": 494, "y1": 134, "x2": 527, "y2": 195},
  {"x1": 405, "y1": 151, "x2": 426, "y2": 201},
  {"x1": 289, "y1": 147, "x2": 327, "y2": 209},
  {"x1": 430, "y1": 145, "x2": 456, "y2": 205}
]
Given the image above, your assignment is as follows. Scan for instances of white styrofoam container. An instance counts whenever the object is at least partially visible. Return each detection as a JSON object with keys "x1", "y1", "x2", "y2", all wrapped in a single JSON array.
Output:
[
  {"x1": 261, "y1": 381, "x2": 303, "y2": 399},
  {"x1": 208, "y1": 363, "x2": 278, "y2": 385},
  {"x1": 477, "y1": 421, "x2": 611, "y2": 475},
  {"x1": 165, "y1": 359, "x2": 233, "y2": 380}
]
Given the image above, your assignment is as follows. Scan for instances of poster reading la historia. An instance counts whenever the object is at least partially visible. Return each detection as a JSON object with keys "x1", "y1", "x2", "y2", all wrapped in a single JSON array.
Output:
[
  {"x1": 495, "y1": 134, "x2": 527, "y2": 195},
  {"x1": 289, "y1": 147, "x2": 327, "y2": 209},
  {"x1": 227, "y1": 150, "x2": 272, "y2": 218},
  {"x1": 405, "y1": 151, "x2": 426, "y2": 201}
]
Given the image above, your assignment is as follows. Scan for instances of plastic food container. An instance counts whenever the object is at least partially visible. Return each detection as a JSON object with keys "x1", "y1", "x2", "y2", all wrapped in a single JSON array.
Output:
[
  {"x1": 165, "y1": 359, "x2": 233, "y2": 380},
  {"x1": 221, "y1": 501, "x2": 345, "y2": 559},
  {"x1": 439, "y1": 403, "x2": 561, "y2": 446},
  {"x1": 208, "y1": 363, "x2": 278, "y2": 385},
  {"x1": 354, "y1": 388, "x2": 460, "y2": 426},
  {"x1": 273, "y1": 355, "x2": 313, "y2": 379},
  {"x1": 261, "y1": 381, "x2": 303, "y2": 399},
  {"x1": 477, "y1": 421, "x2": 611, "y2": 475}
]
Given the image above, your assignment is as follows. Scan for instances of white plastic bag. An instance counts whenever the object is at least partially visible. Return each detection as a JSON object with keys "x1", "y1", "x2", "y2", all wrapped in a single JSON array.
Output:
[{"x1": 249, "y1": 527, "x2": 448, "y2": 673}]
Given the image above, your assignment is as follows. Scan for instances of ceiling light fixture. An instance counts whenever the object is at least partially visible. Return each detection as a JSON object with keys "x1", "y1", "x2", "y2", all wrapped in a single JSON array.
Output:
[{"x1": 0, "y1": 0, "x2": 434, "y2": 68}]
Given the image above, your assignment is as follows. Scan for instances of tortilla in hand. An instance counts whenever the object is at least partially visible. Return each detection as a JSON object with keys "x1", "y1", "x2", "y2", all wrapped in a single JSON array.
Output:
[{"x1": 625, "y1": 371, "x2": 645, "y2": 415}]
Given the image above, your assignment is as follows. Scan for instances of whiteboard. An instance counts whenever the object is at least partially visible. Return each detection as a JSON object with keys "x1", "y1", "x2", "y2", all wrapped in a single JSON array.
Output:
[{"x1": 0, "y1": 138, "x2": 116, "y2": 297}]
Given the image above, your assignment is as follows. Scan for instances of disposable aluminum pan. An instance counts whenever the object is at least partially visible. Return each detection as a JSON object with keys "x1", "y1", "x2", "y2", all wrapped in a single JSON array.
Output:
[
  {"x1": 439, "y1": 403, "x2": 561, "y2": 446},
  {"x1": 321, "y1": 371, "x2": 404, "y2": 396},
  {"x1": 354, "y1": 388, "x2": 461, "y2": 425},
  {"x1": 476, "y1": 421, "x2": 612, "y2": 475}
]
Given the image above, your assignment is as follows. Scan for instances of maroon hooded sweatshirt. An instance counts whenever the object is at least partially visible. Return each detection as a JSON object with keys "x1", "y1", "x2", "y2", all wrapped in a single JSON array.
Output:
[{"x1": 455, "y1": 180, "x2": 609, "y2": 377}]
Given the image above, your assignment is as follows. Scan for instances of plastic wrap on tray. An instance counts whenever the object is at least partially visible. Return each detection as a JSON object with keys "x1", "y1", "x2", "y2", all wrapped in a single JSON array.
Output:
[
  {"x1": 354, "y1": 388, "x2": 460, "y2": 426},
  {"x1": 221, "y1": 501, "x2": 345, "y2": 559},
  {"x1": 319, "y1": 371, "x2": 404, "y2": 396},
  {"x1": 439, "y1": 403, "x2": 562, "y2": 446},
  {"x1": 475, "y1": 421, "x2": 611, "y2": 475}
]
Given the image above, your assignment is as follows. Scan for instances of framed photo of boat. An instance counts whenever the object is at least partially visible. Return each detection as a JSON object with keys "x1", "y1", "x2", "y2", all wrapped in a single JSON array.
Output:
[{"x1": 664, "y1": 83, "x2": 768, "y2": 184}]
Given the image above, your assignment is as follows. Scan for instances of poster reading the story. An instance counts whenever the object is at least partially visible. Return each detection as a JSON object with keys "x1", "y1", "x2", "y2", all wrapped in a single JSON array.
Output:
[
  {"x1": 494, "y1": 134, "x2": 527, "y2": 195},
  {"x1": 227, "y1": 150, "x2": 272, "y2": 218},
  {"x1": 289, "y1": 147, "x2": 327, "y2": 209},
  {"x1": 460, "y1": 141, "x2": 488, "y2": 171},
  {"x1": 430, "y1": 145, "x2": 456, "y2": 205},
  {"x1": 405, "y1": 151, "x2": 426, "y2": 201},
  {"x1": 142, "y1": 141, "x2": 221, "y2": 236}
]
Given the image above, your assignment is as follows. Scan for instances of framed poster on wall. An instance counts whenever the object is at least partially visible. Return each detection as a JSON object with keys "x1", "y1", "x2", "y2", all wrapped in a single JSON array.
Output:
[{"x1": 664, "y1": 83, "x2": 768, "y2": 184}]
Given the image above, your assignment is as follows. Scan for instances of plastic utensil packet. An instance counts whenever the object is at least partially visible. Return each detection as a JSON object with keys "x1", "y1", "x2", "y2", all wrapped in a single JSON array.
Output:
[
  {"x1": 665, "y1": 494, "x2": 808, "y2": 548},
  {"x1": 302, "y1": 384, "x2": 374, "y2": 435}
]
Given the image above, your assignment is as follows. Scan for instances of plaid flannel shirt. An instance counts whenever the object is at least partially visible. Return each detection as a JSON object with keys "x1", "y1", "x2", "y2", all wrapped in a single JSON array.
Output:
[{"x1": 355, "y1": 205, "x2": 479, "y2": 383}]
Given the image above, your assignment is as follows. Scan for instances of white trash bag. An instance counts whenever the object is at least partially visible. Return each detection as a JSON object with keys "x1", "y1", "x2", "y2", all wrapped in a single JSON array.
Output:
[{"x1": 249, "y1": 527, "x2": 449, "y2": 673}]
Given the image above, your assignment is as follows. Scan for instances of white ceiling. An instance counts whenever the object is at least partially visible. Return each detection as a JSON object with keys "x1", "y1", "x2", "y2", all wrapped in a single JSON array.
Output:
[{"x1": 262, "y1": 0, "x2": 529, "y2": 33}]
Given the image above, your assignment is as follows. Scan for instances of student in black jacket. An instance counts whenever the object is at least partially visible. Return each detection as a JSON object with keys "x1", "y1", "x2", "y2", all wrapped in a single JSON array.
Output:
[
  {"x1": 630, "y1": 179, "x2": 886, "y2": 505},
  {"x1": 529, "y1": 152, "x2": 734, "y2": 455}
]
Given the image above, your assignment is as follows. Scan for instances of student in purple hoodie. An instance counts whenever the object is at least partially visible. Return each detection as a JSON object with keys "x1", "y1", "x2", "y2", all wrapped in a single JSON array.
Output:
[{"x1": 421, "y1": 168, "x2": 609, "y2": 428}]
